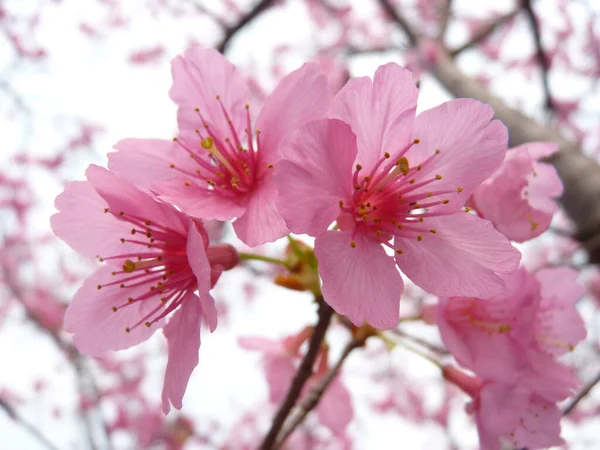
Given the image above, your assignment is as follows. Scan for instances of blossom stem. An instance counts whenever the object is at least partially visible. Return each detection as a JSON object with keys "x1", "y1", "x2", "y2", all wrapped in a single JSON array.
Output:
[
  {"x1": 274, "y1": 336, "x2": 363, "y2": 448},
  {"x1": 259, "y1": 298, "x2": 334, "y2": 450},
  {"x1": 383, "y1": 331, "x2": 443, "y2": 368},
  {"x1": 238, "y1": 252, "x2": 291, "y2": 268}
]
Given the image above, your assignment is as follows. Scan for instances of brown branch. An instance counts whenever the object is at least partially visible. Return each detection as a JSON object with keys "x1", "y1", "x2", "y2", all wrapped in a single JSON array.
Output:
[
  {"x1": 449, "y1": 10, "x2": 519, "y2": 57},
  {"x1": 216, "y1": 0, "x2": 277, "y2": 54},
  {"x1": 376, "y1": 0, "x2": 417, "y2": 46},
  {"x1": 522, "y1": 0, "x2": 553, "y2": 114},
  {"x1": 562, "y1": 368, "x2": 600, "y2": 416},
  {"x1": 274, "y1": 336, "x2": 363, "y2": 448},
  {"x1": 258, "y1": 299, "x2": 334, "y2": 450},
  {"x1": 438, "y1": 0, "x2": 452, "y2": 41}
]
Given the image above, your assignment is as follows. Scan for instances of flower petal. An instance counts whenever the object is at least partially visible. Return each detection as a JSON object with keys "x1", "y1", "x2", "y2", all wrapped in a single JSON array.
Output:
[
  {"x1": 161, "y1": 292, "x2": 202, "y2": 414},
  {"x1": 330, "y1": 63, "x2": 418, "y2": 174},
  {"x1": 315, "y1": 230, "x2": 402, "y2": 329},
  {"x1": 395, "y1": 213, "x2": 520, "y2": 298},
  {"x1": 170, "y1": 47, "x2": 250, "y2": 139},
  {"x1": 257, "y1": 62, "x2": 332, "y2": 166},
  {"x1": 275, "y1": 119, "x2": 356, "y2": 236},
  {"x1": 233, "y1": 176, "x2": 289, "y2": 247},
  {"x1": 64, "y1": 266, "x2": 163, "y2": 356}
]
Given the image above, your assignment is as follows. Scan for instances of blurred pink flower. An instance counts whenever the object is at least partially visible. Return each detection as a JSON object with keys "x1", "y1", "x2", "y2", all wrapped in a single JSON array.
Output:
[
  {"x1": 109, "y1": 47, "x2": 332, "y2": 247},
  {"x1": 275, "y1": 63, "x2": 520, "y2": 329},
  {"x1": 51, "y1": 165, "x2": 239, "y2": 413},
  {"x1": 471, "y1": 142, "x2": 563, "y2": 242}
]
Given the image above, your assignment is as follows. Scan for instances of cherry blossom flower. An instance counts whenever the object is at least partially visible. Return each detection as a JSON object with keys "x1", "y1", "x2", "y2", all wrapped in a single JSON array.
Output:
[
  {"x1": 443, "y1": 365, "x2": 572, "y2": 450},
  {"x1": 109, "y1": 47, "x2": 332, "y2": 247},
  {"x1": 51, "y1": 165, "x2": 239, "y2": 413},
  {"x1": 275, "y1": 63, "x2": 520, "y2": 329},
  {"x1": 470, "y1": 142, "x2": 563, "y2": 242},
  {"x1": 434, "y1": 267, "x2": 584, "y2": 390}
]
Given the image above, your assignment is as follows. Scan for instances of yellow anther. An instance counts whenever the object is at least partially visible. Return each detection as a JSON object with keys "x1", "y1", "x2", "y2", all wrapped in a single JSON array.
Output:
[
  {"x1": 426, "y1": 192, "x2": 433, "y2": 197},
  {"x1": 396, "y1": 249, "x2": 403, "y2": 254},
  {"x1": 256, "y1": 129, "x2": 261, "y2": 134},
  {"x1": 98, "y1": 257, "x2": 104, "y2": 262},
  {"x1": 120, "y1": 238, "x2": 125, "y2": 243},
  {"x1": 356, "y1": 164, "x2": 363, "y2": 171},
  {"x1": 418, "y1": 217, "x2": 424, "y2": 223},
  {"x1": 354, "y1": 184, "x2": 361, "y2": 190},
  {"x1": 119, "y1": 283, "x2": 125, "y2": 288},
  {"x1": 123, "y1": 260, "x2": 136, "y2": 273},
  {"x1": 416, "y1": 164, "x2": 422, "y2": 171},
  {"x1": 435, "y1": 174, "x2": 442, "y2": 180},
  {"x1": 409, "y1": 179, "x2": 416, "y2": 184},
  {"x1": 216, "y1": 94, "x2": 221, "y2": 100},
  {"x1": 442, "y1": 200, "x2": 450, "y2": 204},
  {"x1": 384, "y1": 152, "x2": 391, "y2": 158},
  {"x1": 144, "y1": 322, "x2": 151, "y2": 328},
  {"x1": 104, "y1": 208, "x2": 109, "y2": 213},
  {"x1": 127, "y1": 297, "x2": 134, "y2": 303},
  {"x1": 350, "y1": 241, "x2": 357, "y2": 248},
  {"x1": 184, "y1": 181, "x2": 191, "y2": 187},
  {"x1": 413, "y1": 138, "x2": 420, "y2": 144},
  {"x1": 397, "y1": 157, "x2": 410, "y2": 175},
  {"x1": 97, "y1": 285, "x2": 102, "y2": 290},
  {"x1": 125, "y1": 327, "x2": 131, "y2": 333},
  {"x1": 245, "y1": 104, "x2": 250, "y2": 109},
  {"x1": 267, "y1": 163, "x2": 274, "y2": 169},
  {"x1": 169, "y1": 163, "x2": 175, "y2": 168},
  {"x1": 457, "y1": 187, "x2": 463, "y2": 193},
  {"x1": 172, "y1": 137, "x2": 178, "y2": 142},
  {"x1": 161, "y1": 297, "x2": 167, "y2": 303},
  {"x1": 339, "y1": 200, "x2": 344, "y2": 207},
  {"x1": 396, "y1": 224, "x2": 403, "y2": 230},
  {"x1": 112, "y1": 306, "x2": 117, "y2": 312},
  {"x1": 435, "y1": 149, "x2": 441, "y2": 154},
  {"x1": 375, "y1": 230, "x2": 382, "y2": 237},
  {"x1": 194, "y1": 107, "x2": 199, "y2": 112},
  {"x1": 364, "y1": 176, "x2": 371, "y2": 182},
  {"x1": 417, "y1": 235, "x2": 423, "y2": 241},
  {"x1": 429, "y1": 229, "x2": 437, "y2": 234},
  {"x1": 119, "y1": 211, "x2": 124, "y2": 216},
  {"x1": 201, "y1": 137, "x2": 214, "y2": 149}
]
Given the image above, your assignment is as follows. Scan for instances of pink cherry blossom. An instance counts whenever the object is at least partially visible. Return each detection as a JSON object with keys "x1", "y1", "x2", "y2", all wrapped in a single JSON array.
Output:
[
  {"x1": 275, "y1": 63, "x2": 520, "y2": 329},
  {"x1": 435, "y1": 267, "x2": 585, "y2": 385},
  {"x1": 470, "y1": 142, "x2": 563, "y2": 242},
  {"x1": 443, "y1": 365, "x2": 569, "y2": 450},
  {"x1": 51, "y1": 164, "x2": 239, "y2": 413},
  {"x1": 108, "y1": 47, "x2": 332, "y2": 247}
]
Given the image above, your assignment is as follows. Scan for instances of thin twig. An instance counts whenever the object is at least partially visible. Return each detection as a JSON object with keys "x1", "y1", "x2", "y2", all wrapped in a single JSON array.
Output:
[
  {"x1": 216, "y1": 0, "x2": 277, "y2": 54},
  {"x1": 376, "y1": 0, "x2": 417, "y2": 46},
  {"x1": 522, "y1": 0, "x2": 554, "y2": 114},
  {"x1": 389, "y1": 328, "x2": 448, "y2": 355},
  {"x1": 562, "y1": 368, "x2": 600, "y2": 416},
  {"x1": 0, "y1": 398, "x2": 60, "y2": 450},
  {"x1": 449, "y1": 10, "x2": 519, "y2": 57},
  {"x1": 274, "y1": 337, "x2": 362, "y2": 448},
  {"x1": 258, "y1": 299, "x2": 334, "y2": 450}
]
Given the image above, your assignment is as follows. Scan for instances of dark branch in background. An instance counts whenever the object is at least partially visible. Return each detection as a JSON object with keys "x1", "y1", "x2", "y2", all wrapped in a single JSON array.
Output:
[
  {"x1": 0, "y1": 398, "x2": 60, "y2": 450},
  {"x1": 449, "y1": 9, "x2": 518, "y2": 57},
  {"x1": 375, "y1": 0, "x2": 600, "y2": 266},
  {"x1": 522, "y1": 0, "x2": 554, "y2": 114},
  {"x1": 377, "y1": 0, "x2": 417, "y2": 46},
  {"x1": 259, "y1": 299, "x2": 334, "y2": 450},
  {"x1": 274, "y1": 336, "x2": 363, "y2": 449},
  {"x1": 562, "y1": 368, "x2": 600, "y2": 416},
  {"x1": 216, "y1": 0, "x2": 277, "y2": 54},
  {"x1": 438, "y1": 0, "x2": 453, "y2": 41}
]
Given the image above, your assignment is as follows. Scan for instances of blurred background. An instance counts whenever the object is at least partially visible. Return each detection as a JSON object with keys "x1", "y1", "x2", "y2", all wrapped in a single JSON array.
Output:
[{"x1": 1, "y1": 0, "x2": 600, "y2": 448}]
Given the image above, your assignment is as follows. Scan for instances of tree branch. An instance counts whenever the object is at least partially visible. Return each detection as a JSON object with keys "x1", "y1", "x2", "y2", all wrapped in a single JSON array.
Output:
[
  {"x1": 216, "y1": 0, "x2": 277, "y2": 54},
  {"x1": 0, "y1": 398, "x2": 60, "y2": 450},
  {"x1": 449, "y1": 10, "x2": 518, "y2": 57},
  {"x1": 258, "y1": 299, "x2": 334, "y2": 450},
  {"x1": 376, "y1": 0, "x2": 417, "y2": 46},
  {"x1": 438, "y1": 0, "x2": 452, "y2": 41},
  {"x1": 274, "y1": 336, "x2": 362, "y2": 448},
  {"x1": 562, "y1": 368, "x2": 600, "y2": 416}
]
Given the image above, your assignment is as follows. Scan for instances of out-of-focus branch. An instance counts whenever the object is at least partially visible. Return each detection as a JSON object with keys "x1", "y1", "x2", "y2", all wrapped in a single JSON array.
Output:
[
  {"x1": 216, "y1": 0, "x2": 277, "y2": 54},
  {"x1": 449, "y1": 10, "x2": 518, "y2": 57},
  {"x1": 0, "y1": 398, "x2": 60, "y2": 450},
  {"x1": 438, "y1": 0, "x2": 452, "y2": 40},
  {"x1": 522, "y1": 0, "x2": 553, "y2": 113},
  {"x1": 274, "y1": 336, "x2": 362, "y2": 449},
  {"x1": 375, "y1": 0, "x2": 600, "y2": 265},
  {"x1": 390, "y1": 328, "x2": 448, "y2": 355},
  {"x1": 377, "y1": 0, "x2": 417, "y2": 46},
  {"x1": 562, "y1": 368, "x2": 600, "y2": 416},
  {"x1": 259, "y1": 299, "x2": 334, "y2": 450}
]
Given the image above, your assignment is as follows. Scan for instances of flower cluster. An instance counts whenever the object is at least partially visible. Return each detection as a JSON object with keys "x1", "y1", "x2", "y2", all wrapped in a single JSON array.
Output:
[{"x1": 52, "y1": 45, "x2": 582, "y2": 448}]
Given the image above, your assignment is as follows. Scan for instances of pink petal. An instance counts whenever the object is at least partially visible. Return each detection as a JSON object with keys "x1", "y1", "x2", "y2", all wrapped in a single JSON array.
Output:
[
  {"x1": 520, "y1": 141, "x2": 559, "y2": 159},
  {"x1": 275, "y1": 119, "x2": 356, "y2": 236},
  {"x1": 265, "y1": 354, "x2": 296, "y2": 404},
  {"x1": 161, "y1": 292, "x2": 203, "y2": 414},
  {"x1": 315, "y1": 230, "x2": 402, "y2": 329},
  {"x1": 528, "y1": 161, "x2": 563, "y2": 211},
  {"x1": 51, "y1": 180, "x2": 140, "y2": 262},
  {"x1": 534, "y1": 267, "x2": 586, "y2": 356},
  {"x1": 233, "y1": 176, "x2": 289, "y2": 247},
  {"x1": 170, "y1": 47, "x2": 250, "y2": 139},
  {"x1": 64, "y1": 266, "x2": 162, "y2": 356},
  {"x1": 395, "y1": 213, "x2": 520, "y2": 298},
  {"x1": 406, "y1": 99, "x2": 507, "y2": 208},
  {"x1": 511, "y1": 394, "x2": 564, "y2": 449},
  {"x1": 86, "y1": 165, "x2": 188, "y2": 236},
  {"x1": 316, "y1": 375, "x2": 354, "y2": 435},
  {"x1": 155, "y1": 178, "x2": 246, "y2": 221},
  {"x1": 238, "y1": 337, "x2": 283, "y2": 354},
  {"x1": 330, "y1": 63, "x2": 418, "y2": 174},
  {"x1": 256, "y1": 62, "x2": 332, "y2": 166},
  {"x1": 108, "y1": 138, "x2": 183, "y2": 191}
]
